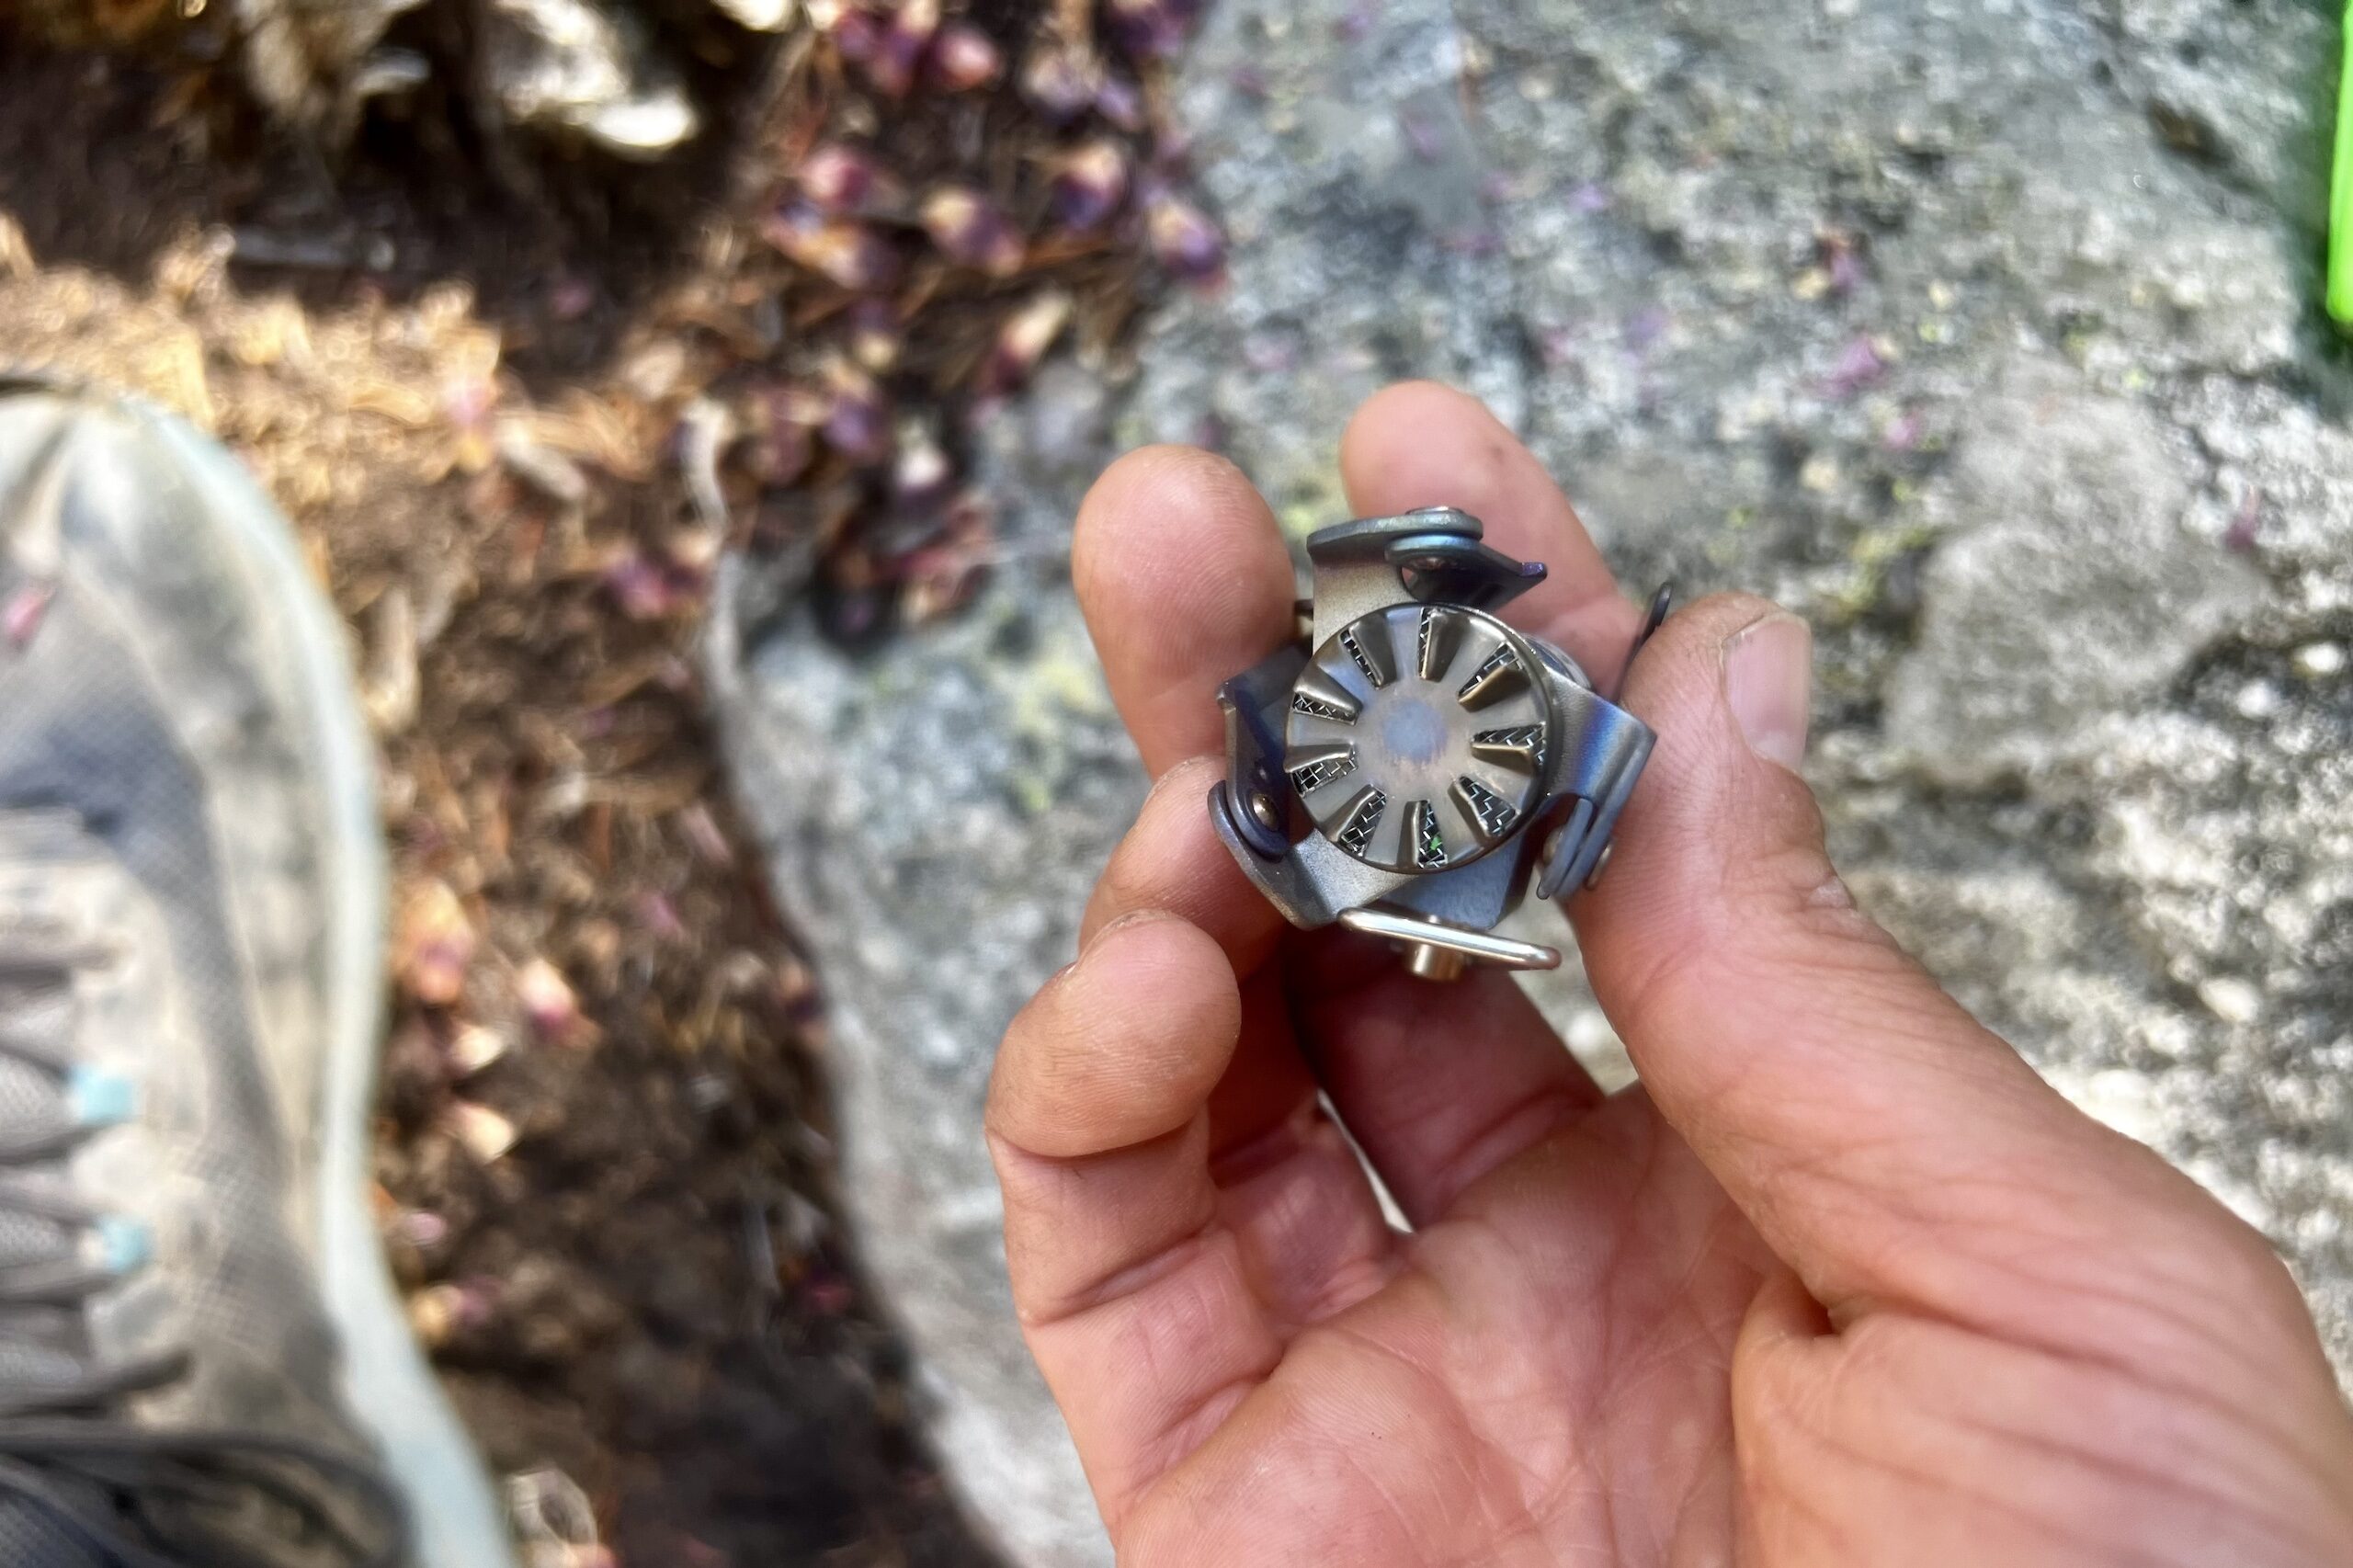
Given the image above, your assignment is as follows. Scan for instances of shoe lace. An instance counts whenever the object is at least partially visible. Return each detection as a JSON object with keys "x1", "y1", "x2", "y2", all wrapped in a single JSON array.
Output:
[{"x1": 0, "y1": 925, "x2": 407, "y2": 1568}]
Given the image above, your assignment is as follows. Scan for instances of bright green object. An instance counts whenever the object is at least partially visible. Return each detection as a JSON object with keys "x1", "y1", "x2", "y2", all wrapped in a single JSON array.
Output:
[{"x1": 2332, "y1": 6, "x2": 2353, "y2": 324}]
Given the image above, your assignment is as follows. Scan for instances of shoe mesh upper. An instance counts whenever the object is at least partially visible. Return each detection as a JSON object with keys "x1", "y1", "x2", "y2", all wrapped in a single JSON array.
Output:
[{"x1": 0, "y1": 392, "x2": 407, "y2": 1566}]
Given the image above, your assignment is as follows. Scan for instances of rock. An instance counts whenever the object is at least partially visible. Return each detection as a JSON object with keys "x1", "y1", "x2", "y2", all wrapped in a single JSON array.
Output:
[
  {"x1": 1119, "y1": 0, "x2": 1529, "y2": 529},
  {"x1": 483, "y1": 0, "x2": 700, "y2": 158},
  {"x1": 710, "y1": 569, "x2": 1135, "y2": 1568},
  {"x1": 230, "y1": 0, "x2": 430, "y2": 137},
  {"x1": 710, "y1": 0, "x2": 797, "y2": 31},
  {"x1": 2094, "y1": 0, "x2": 2336, "y2": 227},
  {"x1": 2296, "y1": 643, "x2": 2347, "y2": 679},
  {"x1": 714, "y1": 0, "x2": 2353, "y2": 1558},
  {"x1": 210, "y1": 0, "x2": 706, "y2": 155},
  {"x1": 1883, "y1": 357, "x2": 2263, "y2": 783},
  {"x1": 2198, "y1": 978, "x2": 2264, "y2": 1027}
]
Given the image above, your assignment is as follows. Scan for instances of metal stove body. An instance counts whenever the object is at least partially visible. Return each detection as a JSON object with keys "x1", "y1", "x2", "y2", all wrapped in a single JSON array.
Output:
[{"x1": 1209, "y1": 507, "x2": 1664, "y2": 980}]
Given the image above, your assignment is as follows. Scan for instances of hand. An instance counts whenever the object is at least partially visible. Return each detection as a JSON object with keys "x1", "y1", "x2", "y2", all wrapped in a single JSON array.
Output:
[{"x1": 985, "y1": 384, "x2": 2353, "y2": 1566}]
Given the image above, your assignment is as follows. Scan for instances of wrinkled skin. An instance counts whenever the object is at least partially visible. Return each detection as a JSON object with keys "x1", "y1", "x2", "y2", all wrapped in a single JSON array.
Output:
[{"x1": 986, "y1": 384, "x2": 2353, "y2": 1568}]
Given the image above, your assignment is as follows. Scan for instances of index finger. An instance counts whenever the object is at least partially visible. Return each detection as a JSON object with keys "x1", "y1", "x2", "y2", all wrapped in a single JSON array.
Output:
[
  {"x1": 1338, "y1": 381, "x2": 1644, "y2": 678},
  {"x1": 1074, "y1": 446, "x2": 1297, "y2": 777}
]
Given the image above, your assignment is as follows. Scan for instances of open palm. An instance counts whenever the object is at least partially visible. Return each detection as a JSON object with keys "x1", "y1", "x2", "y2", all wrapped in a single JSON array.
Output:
[{"x1": 986, "y1": 384, "x2": 2353, "y2": 1566}]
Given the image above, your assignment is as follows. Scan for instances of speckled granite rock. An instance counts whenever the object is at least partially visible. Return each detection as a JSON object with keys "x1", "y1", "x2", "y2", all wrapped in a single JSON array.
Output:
[
  {"x1": 709, "y1": 365, "x2": 1133, "y2": 1568},
  {"x1": 1883, "y1": 358, "x2": 2267, "y2": 780},
  {"x1": 713, "y1": 0, "x2": 2353, "y2": 1559},
  {"x1": 1358, "y1": 0, "x2": 2353, "y2": 1365}
]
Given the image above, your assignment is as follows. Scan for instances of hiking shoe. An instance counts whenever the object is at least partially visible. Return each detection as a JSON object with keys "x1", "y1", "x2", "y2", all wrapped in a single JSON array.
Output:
[{"x1": 0, "y1": 377, "x2": 512, "y2": 1567}]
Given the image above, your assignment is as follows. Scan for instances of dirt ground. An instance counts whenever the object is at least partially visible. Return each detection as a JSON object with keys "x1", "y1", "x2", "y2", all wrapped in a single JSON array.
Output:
[{"x1": 0, "y1": 12, "x2": 1176, "y2": 1560}]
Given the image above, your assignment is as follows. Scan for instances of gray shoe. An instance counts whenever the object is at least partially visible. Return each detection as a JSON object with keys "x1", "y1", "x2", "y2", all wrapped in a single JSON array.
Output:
[{"x1": 0, "y1": 378, "x2": 512, "y2": 1567}]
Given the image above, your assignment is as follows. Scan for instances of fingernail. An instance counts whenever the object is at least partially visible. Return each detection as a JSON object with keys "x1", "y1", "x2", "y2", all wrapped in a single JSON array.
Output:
[{"x1": 1722, "y1": 612, "x2": 1813, "y2": 772}]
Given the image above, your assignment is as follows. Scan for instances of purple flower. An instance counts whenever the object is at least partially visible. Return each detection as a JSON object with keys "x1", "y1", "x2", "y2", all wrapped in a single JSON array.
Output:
[
  {"x1": 920, "y1": 186, "x2": 1025, "y2": 276},
  {"x1": 1336, "y1": 0, "x2": 1381, "y2": 42},
  {"x1": 797, "y1": 143, "x2": 895, "y2": 215},
  {"x1": 929, "y1": 22, "x2": 1002, "y2": 90},
  {"x1": 1824, "y1": 335, "x2": 1887, "y2": 398},
  {"x1": 1399, "y1": 108, "x2": 1442, "y2": 162},
  {"x1": 1019, "y1": 41, "x2": 1102, "y2": 123},
  {"x1": 1881, "y1": 410, "x2": 1926, "y2": 451},
  {"x1": 1049, "y1": 140, "x2": 1131, "y2": 231},
  {"x1": 1827, "y1": 242, "x2": 1865, "y2": 294},
  {"x1": 760, "y1": 202, "x2": 901, "y2": 292},
  {"x1": 1106, "y1": 0, "x2": 1199, "y2": 60},
  {"x1": 1142, "y1": 181, "x2": 1225, "y2": 283},
  {"x1": 822, "y1": 362, "x2": 892, "y2": 462},
  {"x1": 1622, "y1": 306, "x2": 1671, "y2": 352},
  {"x1": 3, "y1": 581, "x2": 52, "y2": 650},
  {"x1": 976, "y1": 292, "x2": 1074, "y2": 398},
  {"x1": 2223, "y1": 489, "x2": 2264, "y2": 553},
  {"x1": 889, "y1": 0, "x2": 945, "y2": 95},
  {"x1": 1094, "y1": 74, "x2": 1146, "y2": 131}
]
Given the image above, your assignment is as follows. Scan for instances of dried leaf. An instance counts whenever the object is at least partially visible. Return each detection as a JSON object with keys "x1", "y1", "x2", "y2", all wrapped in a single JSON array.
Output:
[
  {"x1": 517, "y1": 957, "x2": 590, "y2": 1045},
  {"x1": 446, "y1": 1098, "x2": 519, "y2": 1165},
  {"x1": 396, "y1": 880, "x2": 477, "y2": 1006}
]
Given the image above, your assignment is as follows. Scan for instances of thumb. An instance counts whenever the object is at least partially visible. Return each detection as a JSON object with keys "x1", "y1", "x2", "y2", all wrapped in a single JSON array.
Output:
[{"x1": 1574, "y1": 594, "x2": 2276, "y2": 1343}]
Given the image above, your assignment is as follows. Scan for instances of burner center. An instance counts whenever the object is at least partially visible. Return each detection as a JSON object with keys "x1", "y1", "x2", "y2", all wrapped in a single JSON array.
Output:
[{"x1": 1380, "y1": 695, "x2": 1448, "y2": 764}]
